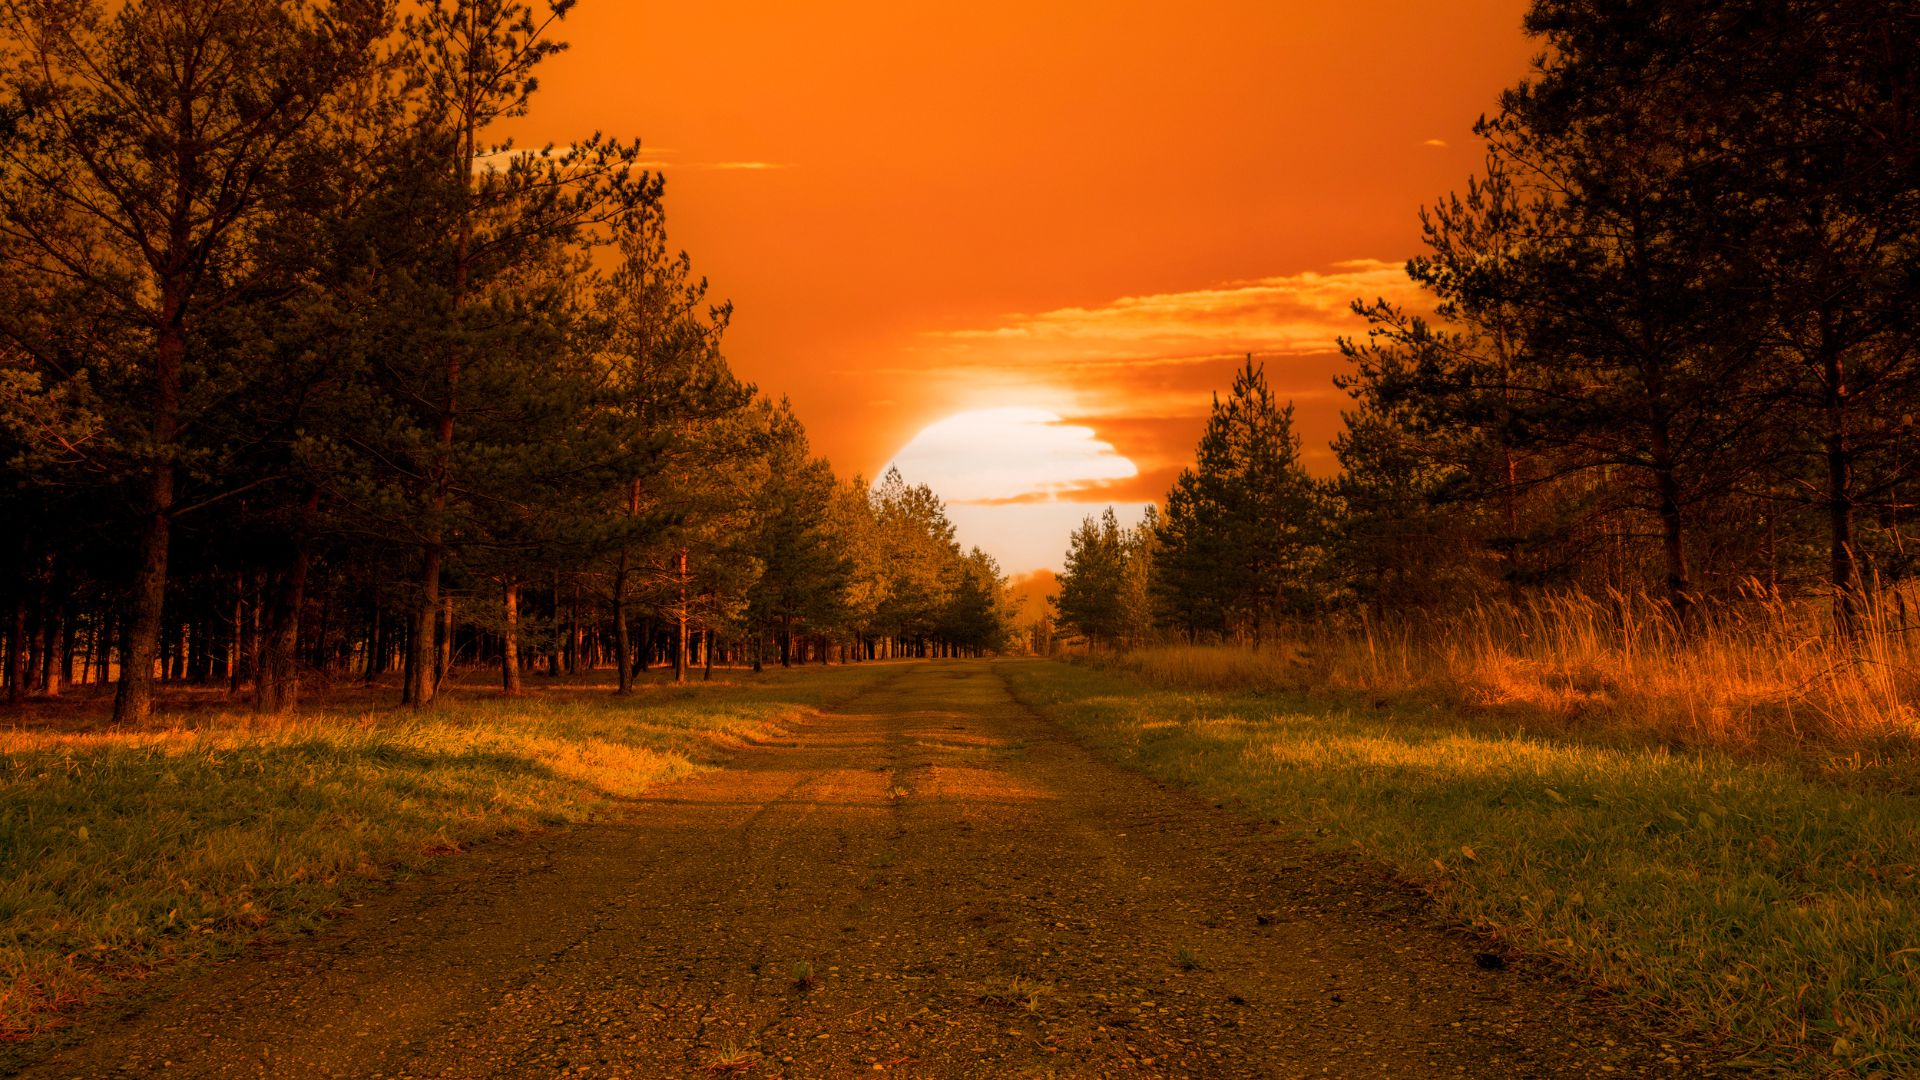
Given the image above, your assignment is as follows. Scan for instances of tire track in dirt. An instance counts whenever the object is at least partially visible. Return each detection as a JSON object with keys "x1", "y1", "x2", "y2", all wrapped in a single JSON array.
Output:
[{"x1": 13, "y1": 661, "x2": 1711, "y2": 1078}]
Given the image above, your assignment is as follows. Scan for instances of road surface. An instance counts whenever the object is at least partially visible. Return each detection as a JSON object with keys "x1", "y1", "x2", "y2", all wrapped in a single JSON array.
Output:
[{"x1": 18, "y1": 661, "x2": 1707, "y2": 1078}]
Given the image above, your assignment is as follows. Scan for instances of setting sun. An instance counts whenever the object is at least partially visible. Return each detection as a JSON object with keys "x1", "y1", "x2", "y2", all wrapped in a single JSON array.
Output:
[
  {"x1": 884, "y1": 407, "x2": 1137, "y2": 504},
  {"x1": 883, "y1": 407, "x2": 1146, "y2": 571}
]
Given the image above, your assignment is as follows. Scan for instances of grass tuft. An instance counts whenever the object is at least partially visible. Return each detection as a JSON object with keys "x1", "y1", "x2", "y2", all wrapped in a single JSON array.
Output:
[
  {"x1": 978, "y1": 975, "x2": 1046, "y2": 1011},
  {"x1": 703, "y1": 1042, "x2": 762, "y2": 1074}
]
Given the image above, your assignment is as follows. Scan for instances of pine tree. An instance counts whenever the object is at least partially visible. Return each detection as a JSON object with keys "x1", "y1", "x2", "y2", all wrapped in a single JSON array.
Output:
[
  {"x1": 591, "y1": 199, "x2": 747, "y2": 689},
  {"x1": 938, "y1": 548, "x2": 1011, "y2": 657},
  {"x1": 871, "y1": 467, "x2": 959, "y2": 655},
  {"x1": 1154, "y1": 359, "x2": 1327, "y2": 642},
  {"x1": 746, "y1": 401, "x2": 849, "y2": 669},
  {"x1": 1055, "y1": 509, "x2": 1125, "y2": 649},
  {"x1": 393, "y1": 0, "x2": 645, "y2": 708},
  {"x1": 0, "y1": 0, "x2": 393, "y2": 722},
  {"x1": 1117, "y1": 506, "x2": 1160, "y2": 647}
]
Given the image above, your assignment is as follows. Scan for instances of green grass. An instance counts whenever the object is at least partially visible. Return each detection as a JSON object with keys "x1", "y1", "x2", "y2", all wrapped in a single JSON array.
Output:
[
  {"x1": 997, "y1": 657, "x2": 1920, "y2": 1078},
  {"x1": 0, "y1": 664, "x2": 896, "y2": 1041}
]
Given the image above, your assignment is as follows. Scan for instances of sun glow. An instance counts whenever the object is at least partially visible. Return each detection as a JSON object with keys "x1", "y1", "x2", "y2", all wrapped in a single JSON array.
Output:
[
  {"x1": 883, "y1": 407, "x2": 1138, "y2": 505},
  {"x1": 882, "y1": 407, "x2": 1148, "y2": 572}
]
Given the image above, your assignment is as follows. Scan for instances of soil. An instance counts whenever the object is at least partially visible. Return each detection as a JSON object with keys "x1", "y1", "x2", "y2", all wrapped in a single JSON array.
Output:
[{"x1": 12, "y1": 661, "x2": 1717, "y2": 1078}]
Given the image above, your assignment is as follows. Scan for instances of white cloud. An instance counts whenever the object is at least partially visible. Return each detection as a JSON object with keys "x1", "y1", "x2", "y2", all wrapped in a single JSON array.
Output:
[{"x1": 916, "y1": 259, "x2": 1419, "y2": 368}]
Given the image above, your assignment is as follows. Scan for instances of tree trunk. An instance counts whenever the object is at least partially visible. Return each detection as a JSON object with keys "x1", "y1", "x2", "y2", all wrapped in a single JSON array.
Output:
[
  {"x1": 1649, "y1": 443, "x2": 1693, "y2": 628},
  {"x1": 703, "y1": 628, "x2": 714, "y2": 681},
  {"x1": 115, "y1": 476, "x2": 172, "y2": 722},
  {"x1": 96, "y1": 609, "x2": 113, "y2": 686},
  {"x1": 675, "y1": 548, "x2": 689, "y2": 685},
  {"x1": 363, "y1": 581, "x2": 384, "y2": 685},
  {"x1": 40, "y1": 582, "x2": 63, "y2": 698},
  {"x1": 228, "y1": 571, "x2": 246, "y2": 696},
  {"x1": 187, "y1": 605, "x2": 207, "y2": 684},
  {"x1": 114, "y1": 297, "x2": 187, "y2": 724},
  {"x1": 546, "y1": 575, "x2": 562, "y2": 676},
  {"x1": 613, "y1": 557, "x2": 632, "y2": 694},
  {"x1": 248, "y1": 570, "x2": 264, "y2": 691},
  {"x1": 502, "y1": 580, "x2": 522, "y2": 694},
  {"x1": 438, "y1": 593, "x2": 454, "y2": 687},
  {"x1": 255, "y1": 539, "x2": 312, "y2": 716},
  {"x1": 406, "y1": 546, "x2": 441, "y2": 707},
  {"x1": 312, "y1": 574, "x2": 334, "y2": 675},
  {"x1": 411, "y1": 55, "x2": 480, "y2": 708},
  {"x1": 566, "y1": 581, "x2": 579, "y2": 675},
  {"x1": 1823, "y1": 341, "x2": 1859, "y2": 634},
  {"x1": 1501, "y1": 441, "x2": 1524, "y2": 606},
  {"x1": 24, "y1": 603, "x2": 42, "y2": 694},
  {"x1": 5, "y1": 585, "x2": 24, "y2": 705}
]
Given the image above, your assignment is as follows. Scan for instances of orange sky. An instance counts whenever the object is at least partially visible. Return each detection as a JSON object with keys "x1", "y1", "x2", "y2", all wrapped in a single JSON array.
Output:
[{"x1": 513, "y1": 0, "x2": 1537, "y2": 571}]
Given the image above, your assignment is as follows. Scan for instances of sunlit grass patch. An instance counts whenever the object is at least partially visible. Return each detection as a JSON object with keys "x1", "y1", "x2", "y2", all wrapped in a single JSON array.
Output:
[
  {"x1": 999, "y1": 658, "x2": 1920, "y2": 1078},
  {"x1": 0, "y1": 664, "x2": 893, "y2": 1041}
]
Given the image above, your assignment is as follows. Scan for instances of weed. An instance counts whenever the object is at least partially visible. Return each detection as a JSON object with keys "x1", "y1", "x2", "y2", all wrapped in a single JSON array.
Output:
[
  {"x1": 979, "y1": 975, "x2": 1046, "y2": 1011},
  {"x1": 791, "y1": 959, "x2": 815, "y2": 989},
  {"x1": 703, "y1": 1043, "x2": 761, "y2": 1074},
  {"x1": 1175, "y1": 947, "x2": 1206, "y2": 971}
]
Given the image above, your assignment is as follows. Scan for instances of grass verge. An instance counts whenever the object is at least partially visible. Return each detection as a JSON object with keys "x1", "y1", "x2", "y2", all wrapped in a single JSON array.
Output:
[
  {"x1": 0, "y1": 664, "x2": 897, "y2": 1041},
  {"x1": 997, "y1": 657, "x2": 1920, "y2": 1078}
]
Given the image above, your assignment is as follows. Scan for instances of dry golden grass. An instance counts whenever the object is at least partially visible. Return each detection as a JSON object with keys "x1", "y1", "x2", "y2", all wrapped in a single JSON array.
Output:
[{"x1": 1121, "y1": 587, "x2": 1920, "y2": 751}]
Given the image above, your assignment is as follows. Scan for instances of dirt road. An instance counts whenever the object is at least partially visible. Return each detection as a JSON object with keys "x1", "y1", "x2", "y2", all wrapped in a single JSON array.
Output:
[{"x1": 17, "y1": 661, "x2": 1706, "y2": 1078}]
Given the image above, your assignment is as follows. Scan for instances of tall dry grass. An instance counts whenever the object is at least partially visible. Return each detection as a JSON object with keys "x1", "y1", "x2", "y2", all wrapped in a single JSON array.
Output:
[{"x1": 1116, "y1": 587, "x2": 1920, "y2": 748}]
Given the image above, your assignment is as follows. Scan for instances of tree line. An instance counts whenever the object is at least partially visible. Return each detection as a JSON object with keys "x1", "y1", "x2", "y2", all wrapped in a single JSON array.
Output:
[
  {"x1": 0, "y1": 0, "x2": 1020, "y2": 721},
  {"x1": 1058, "y1": 0, "x2": 1920, "y2": 645}
]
